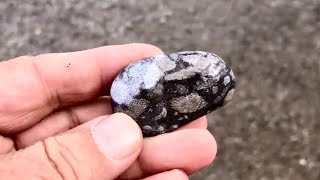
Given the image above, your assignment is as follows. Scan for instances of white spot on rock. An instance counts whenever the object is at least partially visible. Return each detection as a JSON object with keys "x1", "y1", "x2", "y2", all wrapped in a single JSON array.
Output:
[
  {"x1": 178, "y1": 117, "x2": 184, "y2": 121},
  {"x1": 154, "y1": 107, "x2": 167, "y2": 120},
  {"x1": 143, "y1": 63, "x2": 163, "y2": 88},
  {"x1": 111, "y1": 60, "x2": 164, "y2": 105},
  {"x1": 179, "y1": 52, "x2": 227, "y2": 79},
  {"x1": 143, "y1": 125, "x2": 153, "y2": 131},
  {"x1": 171, "y1": 125, "x2": 179, "y2": 129},
  {"x1": 230, "y1": 70, "x2": 235, "y2": 80},
  {"x1": 171, "y1": 93, "x2": 208, "y2": 113},
  {"x1": 224, "y1": 88, "x2": 235, "y2": 104},
  {"x1": 164, "y1": 68, "x2": 196, "y2": 81},
  {"x1": 182, "y1": 54, "x2": 210, "y2": 70},
  {"x1": 223, "y1": 76, "x2": 231, "y2": 85},
  {"x1": 158, "y1": 125, "x2": 165, "y2": 132},
  {"x1": 212, "y1": 86, "x2": 218, "y2": 94},
  {"x1": 155, "y1": 55, "x2": 177, "y2": 72},
  {"x1": 169, "y1": 53, "x2": 179, "y2": 60},
  {"x1": 128, "y1": 99, "x2": 149, "y2": 118}
]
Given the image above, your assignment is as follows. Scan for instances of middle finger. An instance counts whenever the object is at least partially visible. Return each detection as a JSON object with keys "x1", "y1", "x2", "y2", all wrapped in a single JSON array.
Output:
[{"x1": 15, "y1": 99, "x2": 208, "y2": 149}]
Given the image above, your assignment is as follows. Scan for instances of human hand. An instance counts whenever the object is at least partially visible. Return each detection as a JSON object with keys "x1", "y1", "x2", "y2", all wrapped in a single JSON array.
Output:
[{"x1": 0, "y1": 43, "x2": 217, "y2": 180}]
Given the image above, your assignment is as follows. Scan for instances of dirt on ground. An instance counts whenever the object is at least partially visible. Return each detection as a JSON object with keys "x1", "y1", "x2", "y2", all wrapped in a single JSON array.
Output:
[{"x1": 1, "y1": 0, "x2": 319, "y2": 179}]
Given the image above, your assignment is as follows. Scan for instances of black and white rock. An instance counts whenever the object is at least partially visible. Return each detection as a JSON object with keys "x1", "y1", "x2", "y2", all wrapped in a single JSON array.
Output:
[{"x1": 110, "y1": 51, "x2": 236, "y2": 137}]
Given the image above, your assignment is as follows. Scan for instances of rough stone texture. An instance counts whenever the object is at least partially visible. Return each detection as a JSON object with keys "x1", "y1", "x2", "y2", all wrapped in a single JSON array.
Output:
[
  {"x1": 0, "y1": 0, "x2": 319, "y2": 179},
  {"x1": 111, "y1": 52, "x2": 236, "y2": 136}
]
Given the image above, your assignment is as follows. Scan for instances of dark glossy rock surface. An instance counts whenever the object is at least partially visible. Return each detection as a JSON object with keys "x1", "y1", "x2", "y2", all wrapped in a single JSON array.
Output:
[{"x1": 110, "y1": 51, "x2": 236, "y2": 136}]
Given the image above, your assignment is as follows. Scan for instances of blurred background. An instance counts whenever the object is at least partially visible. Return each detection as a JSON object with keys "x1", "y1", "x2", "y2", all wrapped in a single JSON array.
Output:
[{"x1": 0, "y1": 0, "x2": 319, "y2": 179}]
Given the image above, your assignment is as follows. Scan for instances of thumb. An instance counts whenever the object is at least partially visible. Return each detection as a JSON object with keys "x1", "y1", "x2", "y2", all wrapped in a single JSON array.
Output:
[{"x1": 0, "y1": 113, "x2": 143, "y2": 180}]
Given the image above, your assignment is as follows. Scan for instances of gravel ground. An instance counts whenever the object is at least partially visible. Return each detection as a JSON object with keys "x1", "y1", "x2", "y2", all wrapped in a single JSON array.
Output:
[{"x1": 1, "y1": 0, "x2": 319, "y2": 179}]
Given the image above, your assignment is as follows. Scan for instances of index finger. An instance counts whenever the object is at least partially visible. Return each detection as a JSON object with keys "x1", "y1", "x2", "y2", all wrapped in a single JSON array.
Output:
[
  {"x1": 33, "y1": 43, "x2": 163, "y2": 107},
  {"x1": 0, "y1": 43, "x2": 163, "y2": 133}
]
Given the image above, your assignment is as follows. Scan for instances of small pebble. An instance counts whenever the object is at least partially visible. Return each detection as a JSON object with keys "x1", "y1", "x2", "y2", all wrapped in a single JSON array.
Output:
[{"x1": 110, "y1": 51, "x2": 236, "y2": 137}]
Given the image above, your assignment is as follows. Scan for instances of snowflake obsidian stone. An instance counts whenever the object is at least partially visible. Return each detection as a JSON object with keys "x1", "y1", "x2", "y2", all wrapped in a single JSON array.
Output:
[{"x1": 110, "y1": 51, "x2": 236, "y2": 137}]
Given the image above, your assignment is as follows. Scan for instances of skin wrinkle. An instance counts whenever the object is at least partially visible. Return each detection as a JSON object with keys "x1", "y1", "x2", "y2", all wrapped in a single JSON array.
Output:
[
  {"x1": 42, "y1": 140, "x2": 65, "y2": 180},
  {"x1": 1, "y1": 110, "x2": 41, "y2": 134},
  {"x1": 67, "y1": 107, "x2": 81, "y2": 130},
  {"x1": 31, "y1": 59, "x2": 60, "y2": 111},
  {"x1": 93, "y1": 50, "x2": 110, "y2": 96},
  {"x1": 54, "y1": 136, "x2": 80, "y2": 180}
]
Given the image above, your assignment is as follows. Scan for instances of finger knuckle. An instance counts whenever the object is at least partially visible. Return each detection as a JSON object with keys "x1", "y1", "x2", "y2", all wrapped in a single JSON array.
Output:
[{"x1": 66, "y1": 108, "x2": 81, "y2": 129}]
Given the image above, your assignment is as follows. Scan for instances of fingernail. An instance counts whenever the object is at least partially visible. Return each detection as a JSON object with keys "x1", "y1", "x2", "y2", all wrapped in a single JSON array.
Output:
[{"x1": 91, "y1": 113, "x2": 142, "y2": 160}]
